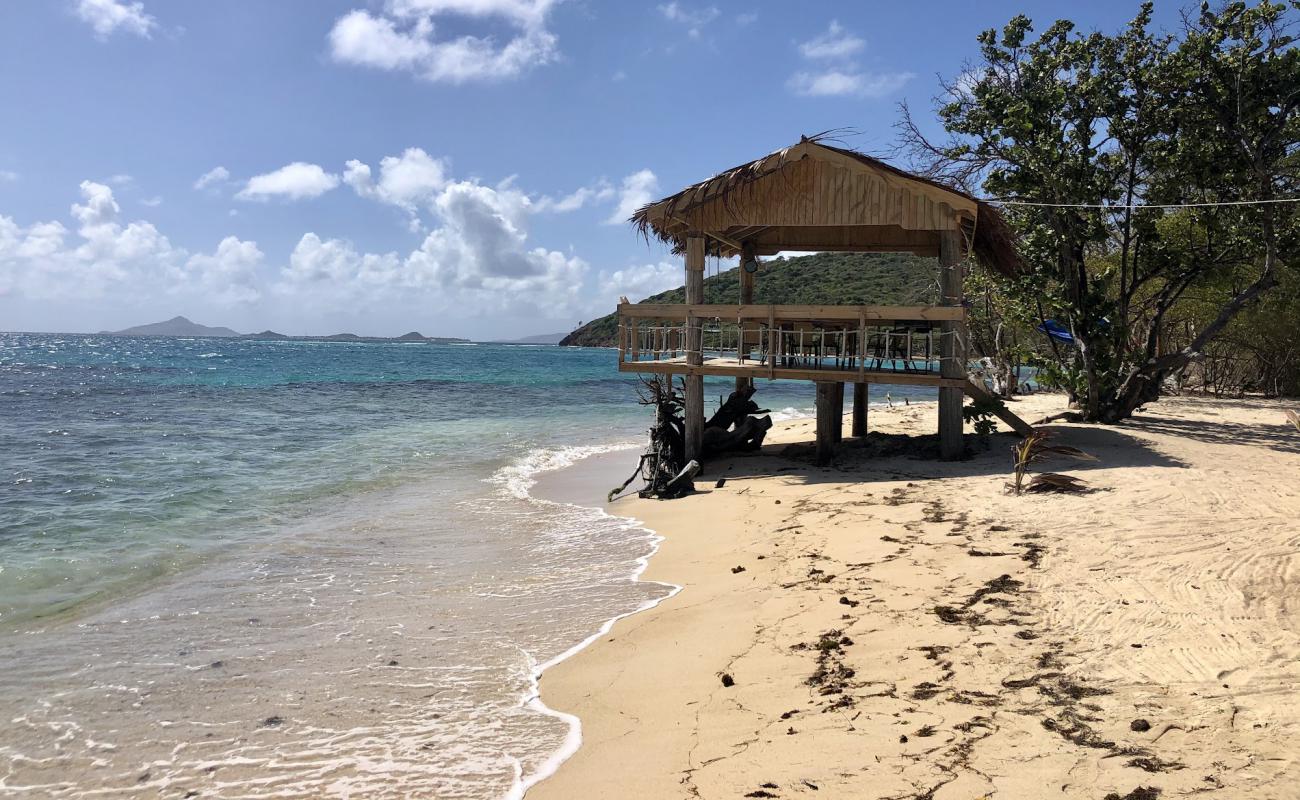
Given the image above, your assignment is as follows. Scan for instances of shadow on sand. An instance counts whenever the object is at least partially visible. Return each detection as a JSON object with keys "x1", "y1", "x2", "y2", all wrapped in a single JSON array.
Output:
[
  {"x1": 1124, "y1": 414, "x2": 1300, "y2": 456},
  {"x1": 703, "y1": 423, "x2": 1186, "y2": 487}
]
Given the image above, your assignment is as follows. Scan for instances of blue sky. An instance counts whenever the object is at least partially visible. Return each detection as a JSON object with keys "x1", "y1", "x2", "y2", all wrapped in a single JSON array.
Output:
[{"x1": 0, "y1": 0, "x2": 1184, "y2": 338}]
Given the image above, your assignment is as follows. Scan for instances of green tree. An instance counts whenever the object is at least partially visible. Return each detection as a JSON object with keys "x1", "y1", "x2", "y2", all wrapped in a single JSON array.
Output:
[{"x1": 903, "y1": 1, "x2": 1300, "y2": 420}]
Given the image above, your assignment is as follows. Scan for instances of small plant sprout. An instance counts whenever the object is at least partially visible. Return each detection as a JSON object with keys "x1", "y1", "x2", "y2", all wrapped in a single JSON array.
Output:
[{"x1": 1006, "y1": 430, "x2": 1098, "y2": 495}]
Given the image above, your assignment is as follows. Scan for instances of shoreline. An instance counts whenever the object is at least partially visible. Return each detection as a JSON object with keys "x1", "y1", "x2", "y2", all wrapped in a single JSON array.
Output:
[
  {"x1": 517, "y1": 398, "x2": 954, "y2": 798},
  {"x1": 507, "y1": 448, "x2": 682, "y2": 800},
  {"x1": 528, "y1": 393, "x2": 1300, "y2": 798}
]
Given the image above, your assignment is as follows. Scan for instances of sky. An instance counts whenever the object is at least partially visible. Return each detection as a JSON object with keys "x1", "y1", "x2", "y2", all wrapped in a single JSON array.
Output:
[{"x1": 0, "y1": 0, "x2": 1187, "y2": 339}]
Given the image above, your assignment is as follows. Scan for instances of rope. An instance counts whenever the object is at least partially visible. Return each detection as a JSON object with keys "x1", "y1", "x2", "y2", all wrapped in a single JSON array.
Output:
[{"x1": 987, "y1": 197, "x2": 1300, "y2": 210}]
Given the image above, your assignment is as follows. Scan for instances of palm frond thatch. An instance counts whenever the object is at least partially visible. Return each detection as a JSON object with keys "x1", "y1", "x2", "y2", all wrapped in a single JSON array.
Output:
[
  {"x1": 629, "y1": 134, "x2": 1025, "y2": 279},
  {"x1": 1025, "y1": 473, "x2": 1091, "y2": 493}
]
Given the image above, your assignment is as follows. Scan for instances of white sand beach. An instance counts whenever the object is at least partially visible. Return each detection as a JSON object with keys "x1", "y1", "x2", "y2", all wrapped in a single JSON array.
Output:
[{"x1": 533, "y1": 394, "x2": 1300, "y2": 799}]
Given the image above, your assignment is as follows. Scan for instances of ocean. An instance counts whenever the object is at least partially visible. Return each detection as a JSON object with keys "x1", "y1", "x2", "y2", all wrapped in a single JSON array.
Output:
[{"x1": 0, "y1": 334, "x2": 938, "y2": 798}]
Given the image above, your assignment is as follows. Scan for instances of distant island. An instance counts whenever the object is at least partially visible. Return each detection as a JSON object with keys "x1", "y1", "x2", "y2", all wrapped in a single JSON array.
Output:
[
  {"x1": 101, "y1": 316, "x2": 470, "y2": 344},
  {"x1": 492, "y1": 332, "x2": 567, "y2": 345},
  {"x1": 242, "y1": 329, "x2": 470, "y2": 344},
  {"x1": 558, "y1": 252, "x2": 939, "y2": 347},
  {"x1": 103, "y1": 316, "x2": 242, "y2": 338}
]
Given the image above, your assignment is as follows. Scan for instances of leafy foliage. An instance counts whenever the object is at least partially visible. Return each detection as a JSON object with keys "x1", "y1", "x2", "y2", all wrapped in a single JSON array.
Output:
[
  {"x1": 963, "y1": 396, "x2": 1006, "y2": 439},
  {"x1": 560, "y1": 252, "x2": 940, "y2": 347},
  {"x1": 904, "y1": 2, "x2": 1300, "y2": 417}
]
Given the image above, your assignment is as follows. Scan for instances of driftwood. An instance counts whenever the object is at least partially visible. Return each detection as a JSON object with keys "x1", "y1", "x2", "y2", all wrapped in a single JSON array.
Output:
[
  {"x1": 663, "y1": 460, "x2": 701, "y2": 496},
  {"x1": 1031, "y1": 410, "x2": 1085, "y2": 426},
  {"x1": 604, "y1": 377, "x2": 694, "y2": 501},
  {"x1": 705, "y1": 384, "x2": 763, "y2": 430},
  {"x1": 702, "y1": 385, "x2": 773, "y2": 457},
  {"x1": 610, "y1": 379, "x2": 774, "y2": 501},
  {"x1": 702, "y1": 413, "x2": 773, "y2": 456}
]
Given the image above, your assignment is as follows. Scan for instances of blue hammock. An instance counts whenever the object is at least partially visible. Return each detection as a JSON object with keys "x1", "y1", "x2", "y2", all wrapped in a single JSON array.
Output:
[{"x1": 1036, "y1": 319, "x2": 1076, "y2": 345}]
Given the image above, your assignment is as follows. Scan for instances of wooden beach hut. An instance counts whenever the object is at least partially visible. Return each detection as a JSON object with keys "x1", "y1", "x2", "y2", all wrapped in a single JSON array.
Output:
[{"x1": 620, "y1": 136, "x2": 1032, "y2": 465}]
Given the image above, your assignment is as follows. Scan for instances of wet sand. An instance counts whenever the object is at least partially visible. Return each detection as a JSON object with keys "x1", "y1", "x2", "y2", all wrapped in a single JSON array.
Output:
[{"x1": 531, "y1": 393, "x2": 1300, "y2": 799}]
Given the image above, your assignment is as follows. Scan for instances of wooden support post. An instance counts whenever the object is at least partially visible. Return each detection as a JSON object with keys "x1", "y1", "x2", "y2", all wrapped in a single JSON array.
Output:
[
  {"x1": 852, "y1": 382, "x2": 868, "y2": 438},
  {"x1": 767, "y1": 306, "x2": 776, "y2": 380},
  {"x1": 832, "y1": 382, "x2": 844, "y2": 442},
  {"x1": 618, "y1": 316, "x2": 626, "y2": 366},
  {"x1": 938, "y1": 230, "x2": 966, "y2": 460},
  {"x1": 737, "y1": 242, "x2": 755, "y2": 393},
  {"x1": 815, "y1": 381, "x2": 836, "y2": 466},
  {"x1": 684, "y1": 234, "x2": 706, "y2": 463}
]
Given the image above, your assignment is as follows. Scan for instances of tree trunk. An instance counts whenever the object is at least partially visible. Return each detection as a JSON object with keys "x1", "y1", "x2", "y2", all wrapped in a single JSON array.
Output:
[{"x1": 1098, "y1": 269, "x2": 1278, "y2": 422}]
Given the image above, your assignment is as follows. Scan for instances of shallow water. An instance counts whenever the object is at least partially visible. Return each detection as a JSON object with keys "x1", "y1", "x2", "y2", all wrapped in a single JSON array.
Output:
[{"x1": 0, "y1": 334, "x2": 939, "y2": 797}]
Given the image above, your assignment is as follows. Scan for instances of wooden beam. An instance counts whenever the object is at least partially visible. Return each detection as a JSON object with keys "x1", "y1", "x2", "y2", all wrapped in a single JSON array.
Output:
[
  {"x1": 852, "y1": 382, "x2": 868, "y2": 437},
  {"x1": 737, "y1": 241, "x2": 755, "y2": 393},
  {"x1": 832, "y1": 382, "x2": 844, "y2": 443},
  {"x1": 815, "y1": 382, "x2": 836, "y2": 466},
  {"x1": 752, "y1": 245, "x2": 940, "y2": 257},
  {"x1": 962, "y1": 379, "x2": 1035, "y2": 436},
  {"x1": 619, "y1": 304, "x2": 965, "y2": 322},
  {"x1": 746, "y1": 224, "x2": 942, "y2": 255},
  {"x1": 938, "y1": 230, "x2": 965, "y2": 460},
  {"x1": 684, "y1": 234, "x2": 706, "y2": 462}
]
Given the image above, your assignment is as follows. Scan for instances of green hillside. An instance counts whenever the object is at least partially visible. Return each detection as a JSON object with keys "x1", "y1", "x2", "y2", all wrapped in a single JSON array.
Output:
[{"x1": 560, "y1": 252, "x2": 941, "y2": 347}]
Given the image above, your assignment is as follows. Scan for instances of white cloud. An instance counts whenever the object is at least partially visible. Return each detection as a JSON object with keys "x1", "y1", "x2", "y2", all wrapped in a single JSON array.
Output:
[
  {"x1": 413, "y1": 179, "x2": 571, "y2": 285},
  {"x1": 388, "y1": 0, "x2": 554, "y2": 27},
  {"x1": 279, "y1": 175, "x2": 587, "y2": 316},
  {"x1": 194, "y1": 166, "x2": 231, "y2": 191},
  {"x1": 108, "y1": 173, "x2": 134, "y2": 186},
  {"x1": 534, "y1": 180, "x2": 614, "y2": 214},
  {"x1": 736, "y1": 12, "x2": 758, "y2": 26},
  {"x1": 597, "y1": 261, "x2": 681, "y2": 304},
  {"x1": 0, "y1": 171, "x2": 17, "y2": 183},
  {"x1": 788, "y1": 21, "x2": 913, "y2": 99},
  {"x1": 140, "y1": 196, "x2": 163, "y2": 207},
  {"x1": 787, "y1": 69, "x2": 912, "y2": 98},
  {"x1": 0, "y1": 180, "x2": 256, "y2": 305},
  {"x1": 798, "y1": 21, "x2": 863, "y2": 60},
  {"x1": 237, "y1": 162, "x2": 340, "y2": 202},
  {"x1": 328, "y1": 0, "x2": 560, "y2": 84},
  {"x1": 75, "y1": 0, "x2": 157, "y2": 40},
  {"x1": 284, "y1": 234, "x2": 397, "y2": 285},
  {"x1": 1, "y1": 168, "x2": 603, "y2": 328},
  {"x1": 606, "y1": 169, "x2": 658, "y2": 225},
  {"x1": 344, "y1": 148, "x2": 449, "y2": 229},
  {"x1": 342, "y1": 148, "x2": 629, "y2": 227},
  {"x1": 72, "y1": 180, "x2": 122, "y2": 228},
  {"x1": 658, "y1": 2, "x2": 719, "y2": 38},
  {"x1": 179, "y1": 236, "x2": 264, "y2": 304}
]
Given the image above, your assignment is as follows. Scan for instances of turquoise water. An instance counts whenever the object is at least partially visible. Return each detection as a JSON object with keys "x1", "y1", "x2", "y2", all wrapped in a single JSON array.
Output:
[
  {"x1": 0, "y1": 336, "x2": 642, "y2": 625},
  {"x1": 0, "y1": 334, "x2": 938, "y2": 798}
]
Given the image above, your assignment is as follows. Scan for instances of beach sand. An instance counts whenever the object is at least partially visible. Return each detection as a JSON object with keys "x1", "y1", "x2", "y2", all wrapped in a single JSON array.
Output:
[{"x1": 531, "y1": 393, "x2": 1300, "y2": 799}]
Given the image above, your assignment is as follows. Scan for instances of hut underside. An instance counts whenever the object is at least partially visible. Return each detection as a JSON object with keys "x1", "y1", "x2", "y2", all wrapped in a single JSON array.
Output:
[{"x1": 623, "y1": 138, "x2": 1032, "y2": 465}]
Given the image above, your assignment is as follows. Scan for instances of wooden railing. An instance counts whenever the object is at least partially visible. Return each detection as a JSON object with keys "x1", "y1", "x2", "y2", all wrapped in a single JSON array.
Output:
[{"x1": 616, "y1": 303, "x2": 966, "y2": 382}]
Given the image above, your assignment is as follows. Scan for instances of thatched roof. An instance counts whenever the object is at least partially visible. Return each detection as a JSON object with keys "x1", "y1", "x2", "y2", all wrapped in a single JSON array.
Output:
[{"x1": 630, "y1": 137, "x2": 1024, "y2": 278}]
